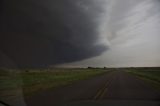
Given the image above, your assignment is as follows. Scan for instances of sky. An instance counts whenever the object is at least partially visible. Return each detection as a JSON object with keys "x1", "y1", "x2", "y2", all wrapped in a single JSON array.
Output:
[{"x1": 0, "y1": 0, "x2": 160, "y2": 68}]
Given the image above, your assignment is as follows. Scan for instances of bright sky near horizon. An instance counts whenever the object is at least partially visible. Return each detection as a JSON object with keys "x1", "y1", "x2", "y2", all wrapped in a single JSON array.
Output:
[{"x1": 59, "y1": 0, "x2": 160, "y2": 67}]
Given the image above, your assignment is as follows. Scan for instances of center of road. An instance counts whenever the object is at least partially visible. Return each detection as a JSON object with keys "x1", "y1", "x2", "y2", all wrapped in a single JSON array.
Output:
[{"x1": 94, "y1": 74, "x2": 114, "y2": 100}]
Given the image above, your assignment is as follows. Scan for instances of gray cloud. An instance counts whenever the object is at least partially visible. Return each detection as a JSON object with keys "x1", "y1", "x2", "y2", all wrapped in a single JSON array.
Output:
[
  {"x1": 0, "y1": 0, "x2": 108, "y2": 68},
  {"x1": 2, "y1": 0, "x2": 159, "y2": 68},
  {"x1": 60, "y1": 0, "x2": 160, "y2": 68}
]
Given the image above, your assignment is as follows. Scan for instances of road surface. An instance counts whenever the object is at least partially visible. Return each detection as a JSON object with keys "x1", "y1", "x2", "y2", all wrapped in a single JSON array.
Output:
[{"x1": 25, "y1": 71, "x2": 160, "y2": 106}]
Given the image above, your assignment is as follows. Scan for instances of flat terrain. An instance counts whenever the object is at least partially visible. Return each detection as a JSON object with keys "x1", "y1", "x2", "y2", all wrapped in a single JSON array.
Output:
[
  {"x1": 25, "y1": 70, "x2": 160, "y2": 106},
  {"x1": 0, "y1": 68, "x2": 107, "y2": 105},
  {"x1": 127, "y1": 69, "x2": 160, "y2": 83},
  {"x1": 1, "y1": 68, "x2": 160, "y2": 106}
]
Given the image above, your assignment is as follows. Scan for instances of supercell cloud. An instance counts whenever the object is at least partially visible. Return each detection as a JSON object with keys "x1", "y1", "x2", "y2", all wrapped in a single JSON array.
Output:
[
  {"x1": 60, "y1": 0, "x2": 160, "y2": 67},
  {"x1": 0, "y1": 0, "x2": 108, "y2": 68},
  {"x1": 1, "y1": 0, "x2": 160, "y2": 68}
]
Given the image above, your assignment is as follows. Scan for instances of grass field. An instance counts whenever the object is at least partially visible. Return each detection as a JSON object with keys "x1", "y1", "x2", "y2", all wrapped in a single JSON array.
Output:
[
  {"x1": 127, "y1": 68, "x2": 160, "y2": 89},
  {"x1": 1, "y1": 67, "x2": 160, "y2": 100},
  {"x1": 127, "y1": 68, "x2": 160, "y2": 82},
  {"x1": 0, "y1": 68, "x2": 108, "y2": 99}
]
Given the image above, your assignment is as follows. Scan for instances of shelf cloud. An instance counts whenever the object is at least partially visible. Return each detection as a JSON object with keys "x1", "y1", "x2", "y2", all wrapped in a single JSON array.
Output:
[
  {"x1": 1, "y1": 0, "x2": 160, "y2": 68},
  {"x1": 0, "y1": 0, "x2": 108, "y2": 68}
]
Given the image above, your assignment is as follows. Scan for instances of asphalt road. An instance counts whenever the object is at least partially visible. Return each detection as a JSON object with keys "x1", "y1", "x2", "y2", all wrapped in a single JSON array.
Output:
[{"x1": 25, "y1": 71, "x2": 160, "y2": 106}]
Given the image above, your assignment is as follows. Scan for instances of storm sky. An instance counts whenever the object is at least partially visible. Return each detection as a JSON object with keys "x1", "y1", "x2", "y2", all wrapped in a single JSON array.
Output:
[
  {"x1": 59, "y1": 0, "x2": 160, "y2": 67},
  {"x1": 0, "y1": 0, "x2": 160, "y2": 68}
]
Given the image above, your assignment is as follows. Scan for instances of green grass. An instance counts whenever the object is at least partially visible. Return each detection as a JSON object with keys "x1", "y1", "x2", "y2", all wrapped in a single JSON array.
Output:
[
  {"x1": 127, "y1": 69, "x2": 160, "y2": 82},
  {"x1": 126, "y1": 68, "x2": 160, "y2": 90},
  {"x1": 0, "y1": 69, "x2": 23, "y2": 101},
  {"x1": 0, "y1": 68, "x2": 108, "y2": 98}
]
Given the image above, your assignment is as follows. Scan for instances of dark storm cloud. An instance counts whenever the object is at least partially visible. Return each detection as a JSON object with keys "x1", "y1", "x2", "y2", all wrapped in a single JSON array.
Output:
[{"x1": 0, "y1": 0, "x2": 107, "y2": 68}]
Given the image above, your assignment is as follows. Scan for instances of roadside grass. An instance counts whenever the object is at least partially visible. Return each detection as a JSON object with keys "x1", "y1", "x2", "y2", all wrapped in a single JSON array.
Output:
[
  {"x1": 0, "y1": 68, "x2": 108, "y2": 98},
  {"x1": 0, "y1": 69, "x2": 23, "y2": 101},
  {"x1": 126, "y1": 68, "x2": 160, "y2": 90}
]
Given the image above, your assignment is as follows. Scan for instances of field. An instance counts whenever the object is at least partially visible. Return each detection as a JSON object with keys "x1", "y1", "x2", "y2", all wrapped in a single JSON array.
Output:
[
  {"x1": 0, "y1": 68, "x2": 107, "y2": 99},
  {"x1": 1, "y1": 67, "x2": 160, "y2": 102},
  {"x1": 126, "y1": 68, "x2": 160, "y2": 89}
]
